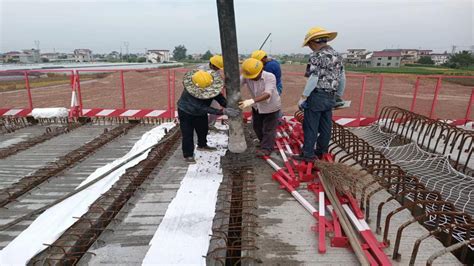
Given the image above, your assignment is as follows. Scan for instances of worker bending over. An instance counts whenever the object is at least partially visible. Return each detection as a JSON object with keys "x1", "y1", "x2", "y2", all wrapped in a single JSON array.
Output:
[
  {"x1": 239, "y1": 58, "x2": 281, "y2": 157},
  {"x1": 199, "y1": 54, "x2": 225, "y2": 130},
  {"x1": 251, "y1": 50, "x2": 283, "y2": 95},
  {"x1": 177, "y1": 69, "x2": 239, "y2": 163}
]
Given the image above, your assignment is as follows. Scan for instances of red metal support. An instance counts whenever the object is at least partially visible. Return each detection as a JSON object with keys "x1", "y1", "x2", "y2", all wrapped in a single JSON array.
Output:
[
  {"x1": 429, "y1": 77, "x2": 443, "y2": 119},
  {"x1": 172, "y1": 70, "x2": 176, "y2": 118},
  {"x1": 464, "y1": 88, "x2": 474, "y2": 125},
  {"x1": 75, "y1": 71, "x2": 83, "y2": 114},
  {"x1": 410, "y1": 77, "x2": 421, "y2": 112},
  {"x1": 357, "y1": 76, "x2": 367, "y2": 126},
  {"x1": 24, "y1": 71, "x2": 33, "y2": 110},
  {"x1": 167, "y1": 69, "x2": 171, "y2": 118},
  {"x1": 374, "y1": 75, "x2": 384, "y2": 118},
  {"x1": 120, "y1": 70, "x2": 126, "y2": 109}
]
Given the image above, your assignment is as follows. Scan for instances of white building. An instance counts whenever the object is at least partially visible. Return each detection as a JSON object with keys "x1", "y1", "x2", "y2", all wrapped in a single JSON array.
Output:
[
  {"x1": 19, "y1": 49, "x2": 41, "y2": 63},
  {"x1": 345, "y1": 49, "x2": 372, "y2": 67},
  {"x1": 430, "y1": 52, "x2": 450, "y2": 66},
  {"x1": 74, "y1": 49, "x2": 93, "y2": 62},
  {"x1": 146, "y1": 49, "x2": 170, "y2": 63}
]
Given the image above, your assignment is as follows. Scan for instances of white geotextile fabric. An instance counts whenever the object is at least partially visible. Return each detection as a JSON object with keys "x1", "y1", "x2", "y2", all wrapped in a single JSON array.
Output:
[
  {"x1": 142, "y1": 129, "x2": 228, "y2": 265},
  {"x1": 0, "y1": 123, "x2": 175, "y2": 265},
  {"x1": 31, "y1": 107, "x2": 68, "y2": 119}
]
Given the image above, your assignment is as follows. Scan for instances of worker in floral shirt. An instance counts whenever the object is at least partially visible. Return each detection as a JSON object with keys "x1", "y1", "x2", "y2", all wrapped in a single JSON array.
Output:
[{"x1": 294, "y1": 27, "x2": 344, "y2": 162}]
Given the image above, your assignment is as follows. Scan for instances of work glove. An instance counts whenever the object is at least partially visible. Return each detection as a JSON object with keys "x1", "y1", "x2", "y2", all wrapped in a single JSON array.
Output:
[
  {"x1": 223, "y1": 107, "x2": 240, "y2": 118},
  {"x1": 238, "y1": 99, "x2": 255, "y2": 109},
  {"x1": 298, "y1": 97, "x2": 307, "y2": 111}
]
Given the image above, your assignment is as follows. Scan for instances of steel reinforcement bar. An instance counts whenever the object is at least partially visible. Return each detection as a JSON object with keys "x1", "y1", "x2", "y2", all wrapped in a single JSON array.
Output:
[
  {"x1": 330, "y1": 122, "x2": 473, "y2": 264},
  {"x1": 0, "y1": 123, "x2": 82, "y2": 159},
  {"x1": 378, "y1": 106, "x2": 474, "y2": 175},
  {"x1": 206, "y1": 127, "x2": 259, "y2": 266},
  {"x1": 28, "y1": 127, "x2": 180, "y2": 265},
  {"x1": 0, "y1": 123, "x2": 138, "y2": 208}
]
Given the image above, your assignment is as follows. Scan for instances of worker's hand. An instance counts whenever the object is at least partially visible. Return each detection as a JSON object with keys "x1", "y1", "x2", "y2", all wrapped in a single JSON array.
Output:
[
  {"x1": 238, "y1": 99, "x2": 255, "y2": 109},
  {"x1": 297, "y1": 97, "x2": 307, "y2": 111},
  {"x1": 223, "y1": 108, "x2": 240, "y2": 118}
]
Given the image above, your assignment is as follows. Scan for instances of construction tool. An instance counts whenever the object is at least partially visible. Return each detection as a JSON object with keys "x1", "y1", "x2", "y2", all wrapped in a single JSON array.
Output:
[{"x1": 258, "y1": 33, "x2": 272, "y2": 50}]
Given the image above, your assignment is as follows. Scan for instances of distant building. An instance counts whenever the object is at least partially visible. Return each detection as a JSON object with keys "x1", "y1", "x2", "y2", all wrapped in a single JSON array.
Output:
[
  {"x1": 191, "y1": 53, "x2": 202, "y2": 61},
  {"x1": 146, "y1": 49, "x2": 170, "y2": 63},
  {"x1": 74, "y1": 49, "x2": 93, "y2": 62},
  {"x1": 383, "y1": 49, "x2": 432, "y2": 65},
  {"x1": 345, "y1": 49, "x2": 372, "y2": 67},
  {"x1": 41, "y1": 52, "x2": 60, "y2": 61},
  {"x1": 18, "y1": 49, "x2": 41, "y2": 63},
  {"x1": 0, "y1": 53, "x2": 4, "y2": 63},
  {"x1": 4, "y1": 51, "x2": 22, "y2": 63},
  {"x1": 430, "y1": 52, "x2": 450, "y2": 66},
  {"x1": 371, "y1": 51, "x2": 402, "y2": 67}
]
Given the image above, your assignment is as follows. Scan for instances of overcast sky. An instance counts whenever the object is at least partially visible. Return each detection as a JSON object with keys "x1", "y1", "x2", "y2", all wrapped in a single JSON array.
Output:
[{"x1": 0, "y1": 0, "x2": 472, "y2": 55}]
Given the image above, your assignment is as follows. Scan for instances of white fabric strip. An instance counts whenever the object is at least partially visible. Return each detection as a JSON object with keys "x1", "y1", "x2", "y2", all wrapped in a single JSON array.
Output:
[
  {"x1": 0, "y1": 123, "x2": 176, "y2": 265},
  {"x1": 142, "y1": 130, "x2": 228, "y2": 265}
]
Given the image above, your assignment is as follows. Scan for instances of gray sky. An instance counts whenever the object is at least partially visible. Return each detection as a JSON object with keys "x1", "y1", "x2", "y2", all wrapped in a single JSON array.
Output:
[{"x1": 0, "y1": 0, "x2": 472, "y2": 55}]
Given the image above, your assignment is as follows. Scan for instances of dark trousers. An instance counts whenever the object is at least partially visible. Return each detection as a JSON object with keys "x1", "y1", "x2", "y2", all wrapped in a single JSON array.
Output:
[
  {"x1": 178, "y1": 108, "x2": 208, "y2": 157},
  {"x1": 302, "y1": 90, "x2": 335, "y2": 158},
  {"x1": 252, "y1": 108, "x2": 279, "y2": 151}
]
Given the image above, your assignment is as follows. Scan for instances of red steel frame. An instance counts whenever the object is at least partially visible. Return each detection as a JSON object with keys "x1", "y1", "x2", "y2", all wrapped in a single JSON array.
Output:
[{"x1": 1, "y1": 68, "x2": 473, "y2": 124}]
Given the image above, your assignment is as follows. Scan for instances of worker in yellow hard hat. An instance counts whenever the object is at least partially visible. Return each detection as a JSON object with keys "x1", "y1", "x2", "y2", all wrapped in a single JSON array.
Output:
[
  {"x1": 238, "y1": 58, "x2": 281, "y2": 157},
  {"x1": 177, "y1": 69, "x2": 239, "y2": 163},
  {"x1": 251, "y1": 50, "x2": 282, "y2": 95},
  {"x1": 201, "y1": 54, "x2": 225, "y2": 131},
  {"x1": 293, "y1": 26, "x2": 344, "y2": 162},
  {"x1": 209, "y1": 54, "x2": 224, "y2": 71}
]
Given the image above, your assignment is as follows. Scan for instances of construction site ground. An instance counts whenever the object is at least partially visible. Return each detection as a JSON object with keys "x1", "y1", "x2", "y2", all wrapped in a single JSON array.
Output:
[
  {"x1": 254, "y1": 147, "x2": 460, "y2": 265},
  {"x1": 0, "y1": 121, "x2": 465, "y2": 264}
]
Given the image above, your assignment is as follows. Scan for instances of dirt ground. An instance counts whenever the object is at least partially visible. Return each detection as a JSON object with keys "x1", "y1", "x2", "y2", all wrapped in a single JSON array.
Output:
[{"x1": 0, "y1": 65, "x2": 473, "y2": 120}]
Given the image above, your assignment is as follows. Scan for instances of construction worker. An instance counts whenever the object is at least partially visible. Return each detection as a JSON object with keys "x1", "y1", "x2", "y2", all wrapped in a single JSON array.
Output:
[
  {"x1": 294, "y1": 27, "x2": 344, "y2": 162},
  {"x1": 305, "y1": 58, "x2": 347, "y2": 108},
  {"x1": 251, "y1": 50, "x2": 282, "y2": 95},
  {"x1": 178, "y1": 69, "x2": 239, "y2": 163},
  {"x1": 199, "y1": 54, "x2": 225, "y2": 130},
  {"x1": 239, "y1": 58, "x2": 281, "y2": 156}
]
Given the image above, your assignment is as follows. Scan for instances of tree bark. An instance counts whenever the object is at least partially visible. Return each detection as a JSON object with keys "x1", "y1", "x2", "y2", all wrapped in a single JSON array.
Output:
[{"x1": 216, "y1": 0, "x2": 247, "y2": 153}]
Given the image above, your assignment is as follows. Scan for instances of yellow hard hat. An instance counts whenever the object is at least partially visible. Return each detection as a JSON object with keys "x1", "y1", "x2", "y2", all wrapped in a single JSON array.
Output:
[
  {"x1": 191, "y1": 70, "x2": 214, "y2": 89},
  {"x1": 242, "y1": 58, "x2": 263, "y2": 79},
  {"x1": 302, "y1": 26, "x2": 337, "y2": 47},
  {"x1": 209, "y1": 55, "x2": 224, "y2": 69},
  {"x1": 251, "y1": 50, "x2": 267, "y2": 61}
]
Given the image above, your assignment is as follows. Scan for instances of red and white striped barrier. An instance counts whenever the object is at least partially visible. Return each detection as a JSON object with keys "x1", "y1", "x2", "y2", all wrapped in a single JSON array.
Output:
[
  {"x1": 81, "y1": 108, "x2": 169, "y2": 118},
  {"x1": 342, "y1": 204, "x2": 391, "y2": 266}
]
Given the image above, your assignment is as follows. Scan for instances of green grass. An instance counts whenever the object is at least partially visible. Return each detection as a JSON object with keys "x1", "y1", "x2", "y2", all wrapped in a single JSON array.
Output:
[{"x1": 346, "y1": 66, "x2": 474, "y2": 76}]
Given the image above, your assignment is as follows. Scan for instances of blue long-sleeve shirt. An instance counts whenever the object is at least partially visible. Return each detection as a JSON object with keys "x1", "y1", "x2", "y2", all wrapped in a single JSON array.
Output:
[{"x1": 264, "y1": 60, "x2": 282, "y2": 94}]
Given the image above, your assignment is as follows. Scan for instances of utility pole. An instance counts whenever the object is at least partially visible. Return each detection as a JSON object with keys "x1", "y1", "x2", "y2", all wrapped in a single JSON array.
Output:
[
  {"x1": 124, "y1": 41, "x2": 129, "y2": 56},
  {"x1": 216, "y1": 0, "x2": 247, "y2": 153}
]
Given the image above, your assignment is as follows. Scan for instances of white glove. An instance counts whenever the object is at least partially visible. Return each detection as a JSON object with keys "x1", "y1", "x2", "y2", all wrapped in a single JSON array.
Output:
[{"x1": 238, "y1": 99, "x2": 255, "y2": 109}]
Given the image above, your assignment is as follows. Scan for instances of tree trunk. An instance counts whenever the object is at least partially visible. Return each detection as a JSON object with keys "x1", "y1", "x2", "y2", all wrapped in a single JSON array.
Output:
[{"x1": 216, "y1": 0, "x2": 247, "y2": 153}]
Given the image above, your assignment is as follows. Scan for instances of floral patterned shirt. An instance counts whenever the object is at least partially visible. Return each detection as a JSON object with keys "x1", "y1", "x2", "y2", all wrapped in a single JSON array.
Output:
[{"x1": 305, "y1": 46, "x2": 344, "y2": 93}]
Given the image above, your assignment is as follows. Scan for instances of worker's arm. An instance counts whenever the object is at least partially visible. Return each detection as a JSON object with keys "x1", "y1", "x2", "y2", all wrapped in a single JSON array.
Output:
[
  {"x1": 302, "y1": 74, "x2": 319, "y2": 98},
  {"x1": 214, "y1": 93, "x2": 227, "y2": 108},
  {"x1": 337, "y1": 68, "x2": 346, "y2": 97}
]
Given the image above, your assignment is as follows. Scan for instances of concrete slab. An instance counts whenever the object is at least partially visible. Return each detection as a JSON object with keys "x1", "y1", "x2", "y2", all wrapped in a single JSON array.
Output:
[
  {"x1": 0, "y1": 125, "x2": 154, "y2": 249},
  {"x1": 79, "y1": 142, "x2": 188, "y2": 265}
]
